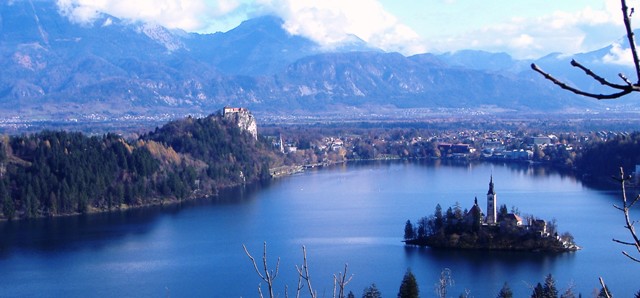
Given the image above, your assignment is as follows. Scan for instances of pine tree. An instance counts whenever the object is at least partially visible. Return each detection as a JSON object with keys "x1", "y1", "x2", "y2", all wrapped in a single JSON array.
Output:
[
  {"x1": 362, "y1": 283, "x2": 382, "y2": 298},
  {"x1": 397, "y1": 269, "x2": 419, "y2": 298},
  {"x1": 404, "y1": 220, "x2": 415, "y2": 240},
  {"x1": 434, "y1": 204, "x2": 444, "y2": 230},
  {"x1": 531, "y1": 283, "x2": 544, "y2": 298},
  {"x1": 560, "y1": 284, "x2": 576, "y2": 298},
  {"x1": 543, "y1": 274, "x2": 559, "y2": 298},
  {"x1": 596, "y1": 285, "x2": 612, "y2": 298},
  {"x1": 497, "y1": 282, "x2": 513, "y2": 298}
]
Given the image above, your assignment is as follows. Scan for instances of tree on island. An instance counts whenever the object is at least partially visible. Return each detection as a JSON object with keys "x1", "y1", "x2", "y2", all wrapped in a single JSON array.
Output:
[
  {"x1": 404, "y1": 220, "x2": 415, "y2": 240},
  {"x1": 397, "y1": 269, "x2": 419, "y2": 298},
  {"x1": 434, "y1": 203, "x2": 444, "y2": 230},
  {"x1": 498, "y1": 204, "x2": 509, "y2": 222}
]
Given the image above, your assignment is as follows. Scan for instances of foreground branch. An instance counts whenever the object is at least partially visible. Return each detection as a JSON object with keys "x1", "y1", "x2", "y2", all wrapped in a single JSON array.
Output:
[
  {"x1": 611, "y1": 168, "x2": 640, "y2": 263},
  {"x1": 295, "y1": 245, "x2": 317, "y2": 298},
  {"x1": 531, "y1": 63, "x2": 635, "y2": 100},
  {"x1": 333, "y1": 264, "x2": 354, "y2": 298},
  {"x1": 531, "y1": 0, "x2": 640, "y2": 99},
  {"x1": 243, "y1": 242, "x2": 281, "y2": 298},
  {"x1": 599, "y1": 277, "x2": 611, "y2": 298}
]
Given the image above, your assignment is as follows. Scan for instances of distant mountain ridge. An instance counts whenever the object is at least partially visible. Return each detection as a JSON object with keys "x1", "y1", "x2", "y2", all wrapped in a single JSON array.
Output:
[{"x1": 1, "y1": 0, "x2": 638, "y2": 120}]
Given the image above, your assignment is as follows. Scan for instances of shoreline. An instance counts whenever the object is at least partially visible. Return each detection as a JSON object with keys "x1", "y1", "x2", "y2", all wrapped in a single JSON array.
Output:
[{"x1": 0, "y1": 157, "x2": 598, "y2": 222}]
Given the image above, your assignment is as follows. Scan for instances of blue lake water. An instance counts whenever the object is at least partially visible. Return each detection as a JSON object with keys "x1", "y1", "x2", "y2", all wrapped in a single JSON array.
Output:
[{"x1": 0, "y1": 160, "x2": 637, "y2": 297}]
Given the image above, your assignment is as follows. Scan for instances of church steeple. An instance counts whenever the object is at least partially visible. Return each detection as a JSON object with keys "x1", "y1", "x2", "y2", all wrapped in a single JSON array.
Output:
[
  {"x1": 486, "y1": 175, "x2": 497, "y2": 224},
  {"x1": 487, "y1": 175, "x2": 495, "y2": 195}
]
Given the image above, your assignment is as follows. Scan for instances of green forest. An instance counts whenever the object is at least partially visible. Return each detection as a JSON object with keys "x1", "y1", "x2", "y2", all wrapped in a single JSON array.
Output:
[
  {"x1": 0, "y1": 114, "x2": 280, "y2": 219},
  {"x1": 574, "y1": 131, "x2": 640, "y2": 179}
]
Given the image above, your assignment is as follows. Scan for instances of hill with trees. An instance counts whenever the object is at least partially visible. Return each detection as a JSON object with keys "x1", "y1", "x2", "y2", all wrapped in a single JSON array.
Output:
[
  {"x1": 0, "y1": 111, "x2": 280, "y2": 219},
  {"x1": 574, "y1": 132, "x2": 640, "y2": 180}
]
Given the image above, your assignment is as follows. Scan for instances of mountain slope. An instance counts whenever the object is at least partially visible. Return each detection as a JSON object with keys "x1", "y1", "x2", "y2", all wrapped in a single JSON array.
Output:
[{"x1": 1, "y1": 0, "x2": 638, "y2": 119}]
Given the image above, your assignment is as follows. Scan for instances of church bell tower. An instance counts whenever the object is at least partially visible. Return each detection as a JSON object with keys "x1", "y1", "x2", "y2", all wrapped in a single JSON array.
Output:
[{"x1": 486, "y1": 175, "x2": 497, "y2": 224}]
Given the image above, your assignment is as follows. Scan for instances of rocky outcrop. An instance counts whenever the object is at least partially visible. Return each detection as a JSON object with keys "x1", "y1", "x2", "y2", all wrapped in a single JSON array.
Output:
[{"x1": 222, "y1": 107, "x2": 258, "y2": 140}]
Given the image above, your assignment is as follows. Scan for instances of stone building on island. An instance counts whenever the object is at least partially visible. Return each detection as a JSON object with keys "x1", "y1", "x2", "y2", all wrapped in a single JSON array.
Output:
[
  {"x1": 404, "y1": 176, "x2": 579, "y2": 252},
  {"x1": 477, "y1": 176, "x2": 542, "y2": 233}
]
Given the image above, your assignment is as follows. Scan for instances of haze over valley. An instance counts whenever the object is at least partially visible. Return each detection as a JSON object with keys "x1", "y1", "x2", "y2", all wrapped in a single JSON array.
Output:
[{"x1": 2, "y1": 0, "x2": 640, "y2": 129}]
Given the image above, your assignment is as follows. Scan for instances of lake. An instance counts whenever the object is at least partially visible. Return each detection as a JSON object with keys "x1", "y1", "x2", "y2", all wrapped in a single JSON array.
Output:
[{"x1": 0, "y1": 160, "x2": 636, "y2": 297}]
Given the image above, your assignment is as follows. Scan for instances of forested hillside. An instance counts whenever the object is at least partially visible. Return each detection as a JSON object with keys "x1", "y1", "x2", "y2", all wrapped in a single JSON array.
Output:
[
  {"x1": 0, "y1": 114, "x2": 279, "y2": 219},
  {"x1": 575, "y1": 132, "x2": 640, "y2": 179}
]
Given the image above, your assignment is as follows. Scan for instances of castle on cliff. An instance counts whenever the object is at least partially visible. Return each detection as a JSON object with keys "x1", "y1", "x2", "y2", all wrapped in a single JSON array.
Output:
[{"x1": 222, "y1": 107, "x2": 258, "y2": 140}]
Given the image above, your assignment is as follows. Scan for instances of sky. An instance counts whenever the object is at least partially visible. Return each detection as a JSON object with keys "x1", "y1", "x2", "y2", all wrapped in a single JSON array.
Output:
[{"x1": 54, "y1": 0, "x2": 640, "y2": 59}]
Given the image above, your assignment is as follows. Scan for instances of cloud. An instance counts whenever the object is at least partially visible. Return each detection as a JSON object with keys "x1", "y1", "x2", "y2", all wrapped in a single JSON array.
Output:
[
  {"x1": 603, "y1": 42, "x2": 635, "y2": 66},
  {"x1": 257, "y1": 0, "x2": 425, "y2": 54},
  {"x1": 56, "y1": 0, "x2": 230, "y2": 31},
  {"x1": 428, "y1": 0, "x2": 627, "y2": 59},
  {"x1": 55, "y1": 0, "x2": 424, "y2": 55}
]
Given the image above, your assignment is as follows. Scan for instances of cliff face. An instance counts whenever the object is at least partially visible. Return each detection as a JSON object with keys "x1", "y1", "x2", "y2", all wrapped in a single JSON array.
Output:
[{"x1": 222, "y1": 107, "x2": 258, "y2": 140}]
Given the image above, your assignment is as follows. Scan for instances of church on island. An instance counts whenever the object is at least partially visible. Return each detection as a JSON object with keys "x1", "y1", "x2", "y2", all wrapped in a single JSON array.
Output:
[
  {"x1": 403, "y1": 176, "x2": 579, "y2": 252},
  {"x1": 464, "y1": 176, "x2": 548, "y2": 235}
]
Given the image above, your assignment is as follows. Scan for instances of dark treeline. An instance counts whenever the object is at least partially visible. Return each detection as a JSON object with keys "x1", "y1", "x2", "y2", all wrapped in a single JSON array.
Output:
[
  {"x1": 574, "y1": 131, "x2": 640, "y2": 179},
  {"x1": 0, "y1": 114, "x2": 280, "y2": 220}
]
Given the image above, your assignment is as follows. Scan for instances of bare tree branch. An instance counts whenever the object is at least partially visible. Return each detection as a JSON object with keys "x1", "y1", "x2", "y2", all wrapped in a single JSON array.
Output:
[
  {"x1": 531, "y1": 0, "x2": 640, "y2": 100},
  {"x1": 435, "y1": 268, "x2": 454, "y2": 298},
  {"x1": 333, "y1": 264, "x2": 354, "y2": 298},
  {"x1": 295, "y1": 245, "x2": 317, "y2": 298},
  {"x1": 618, "y1": 73, "x2": 633, "y2": 85},
  {"x1": 569, "y1": 59, "x2": 631, "y2": 89},
  {"x1": 243, "y1": 242, "x2": 280, "y2": 298},
  {"x1": 622, "y1": 251, "x2": 640, "y2": 262},
  {"x1": 530, "y1": 63, "x2": 634, "y2": 100},
  {"x1": 621, "y1": 0, "x2": 640, "y2": 82},
  {"x1": 599, "y1": 277, "x2": 611, "y2": 298},
  {"x1": 629, "y1": 194, "x2": 640, "y2": 208},
  {"x1": 611, "y1": 168, "x2": 640, "y2": 263},
  {"x1": 612, "y1": 238, "x2": 638, "y2": 245}
]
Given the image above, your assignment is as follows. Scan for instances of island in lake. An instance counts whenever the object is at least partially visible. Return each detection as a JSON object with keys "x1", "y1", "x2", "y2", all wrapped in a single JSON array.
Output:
[{"x1": 404, "y1": 176, "x2": 579, "y2": 252}]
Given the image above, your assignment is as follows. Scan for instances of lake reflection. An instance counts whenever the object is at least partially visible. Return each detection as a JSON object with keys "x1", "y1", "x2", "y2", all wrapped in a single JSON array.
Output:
[{"x1": 0, "y1": 160, "x2": 636, "y2": 297}]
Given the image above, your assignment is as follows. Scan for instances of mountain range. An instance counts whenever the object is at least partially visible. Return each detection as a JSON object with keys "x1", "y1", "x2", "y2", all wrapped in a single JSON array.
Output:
[{"x1": 1, "y1": 0, "x2": 639, "y2": 120}]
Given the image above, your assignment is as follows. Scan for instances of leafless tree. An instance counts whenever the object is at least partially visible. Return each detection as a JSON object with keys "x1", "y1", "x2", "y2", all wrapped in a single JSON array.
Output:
[
  {"x1": 599, "y1": 277, "x2": 612, "y2": 298},
  {"x1": 333, "y1": 264, "x2": 354, "y2": 298},
  {"x1": 612, "y1": 167, "x2": 640, "y2": 263},
  {"x1": 243, "y1": 242, "x2": 280, "y2": 298},
  {"x1": 295, "y1": 245, "x2": 317, "y2": 298},
  {"x1": 531, "y1": 0, "x2": 640, "y2": 99},
  {"x1": 244, "y1": 244, "x2": 355, "y2": 298},
  {"x1": 435, "y1": 268, "x2": 454, "y2": 298}
]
